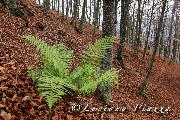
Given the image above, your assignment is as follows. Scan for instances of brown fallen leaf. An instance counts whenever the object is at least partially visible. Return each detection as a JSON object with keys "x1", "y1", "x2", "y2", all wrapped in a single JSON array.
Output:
[
  {"x1": 0, "y1": 76, "x2": 8, "y2": 82},
  {"x1": 52, "y1": 115, "x2": 59, "y2": 120},
  {"x1": 22, "y1": 96, "x2": 31, "y2": 101},
  {"x1": 0, "y1": 66, "x2": 5, "y2": 72},
  {"x1": 0, "y1": 104, "x2": 6, "y2": 108},
  {"x1": 29, "y1": 108, "x2": 35, "y2": 116},
  {"x1": 0, "y1": 110, "x2": 12, "y2": 120},
  {"x1": 4, "y1": 61, "x2": 15, "y2": 66},
  {"x1": 11, "y1": 94, "x2": 18, "y2": 102}
]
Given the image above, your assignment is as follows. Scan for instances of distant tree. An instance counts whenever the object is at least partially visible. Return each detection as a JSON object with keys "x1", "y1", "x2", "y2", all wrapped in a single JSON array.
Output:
[
  {"x1": 134, "y1": 0, "x2": 146, "y2": 56},
  {"x1": 62, "y1": 0, "x2": 65, "y2": 17},
  {"x1": 95, "y1": 0, "x2": 115, "y2": 105},
  {"x1": 167, "y1": 0, "x2": 177, "y2": 59},
  {"x1": 5, "y1": 0, "x2": 23, "y2": 17},
  {"x1": 71, "y1": 0, "x2": 78, "y2": 26},
  {"x1": 89, "y1": 0, "x2": 92, "y2": 23},
  {"x1": 79, "y1": 0, "x2": 87, "y2": 33},
  {"x1": 142, "y1": 0, "x2": 155, "y2": 60},
  {"x1": 92, "y1": 0, "x2": 100, "y2": 39},
  {"x1": 171, "y1": 11, "x2": 179, "y2": 62},
  {"x1": 117, "y1": 0, "x2": 131, "y2": 69},
  {"x1": 139, "y1": 0, "x2": 167, "y2": 96},
  {"x1": 69, "y1": 0, "x2": 73, "y2": 15},
  {"x1": 66, "y1": 0, "x2": 69, "y2": 17},
  {"x1": 43, "y1": 0, "x2": 50, "y2": 15}
]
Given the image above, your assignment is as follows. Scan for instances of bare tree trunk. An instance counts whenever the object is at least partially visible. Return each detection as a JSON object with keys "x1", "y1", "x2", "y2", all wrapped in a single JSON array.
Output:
[
  {"x1": 171, "y1": 12, "x2": 179, "y2": 62},
  {"x1": 89, "y1": 0, "x2": 92, "y2": 23},
  {"x1": 96, "y1": 0, "x2": 115, "y2": 105},
  {"x1": 134, "y1": 0, "x2": 144, "y2": 56},
  {"x1": 71, "y1": 0, "x2": 78, "y2": 26},
  {"x1": 57, "y1": 0, "x2": 60, "y2": 12},
  {"x1": 131, "y1": 3, "x2": 136, "y2": 46},
  {"x1": 167, "y1": 0, "x2": 177, "y2": 59},
  {"x1": 117, "y1": 0, "x2": 130, "y2": 69},
  {"x1": 66, "y1": 0, "x2": 69, "y2": 17},
  {"x1": 69, "y1": 0, "x2": 73, "y2": 16},
  {"x1": 139, "y1": 0, "x2": 167, "y2": 96},
  {"x1": 79, "y1": 0, "x2": 87, "y2": 33},
  {"x1": 5, "y1": 0, "x2": 23, "y2": 17},
  {"x1": 142, "y1": 0, "x2": 155, "y2": 60},
  {"x1": 92, "y1": 0, "x2": 100, "y2": 39},
  {"x1": 43, "y1": 0, "x2": 50, "y2": 15},
  {"x1": 62, "y1": 0, "x2": 65, "y2": 17}
]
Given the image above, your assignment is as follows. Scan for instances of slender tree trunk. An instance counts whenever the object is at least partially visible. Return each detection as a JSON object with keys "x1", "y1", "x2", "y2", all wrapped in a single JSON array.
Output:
[
  {"x1": 172, "y1": 12, "x2": 179, "y2": 62},
  {"x1": 66, "y1": 0, "x2": 69, "y2": 17},
  {"x1": 142, "y1": 0, "x2": 155, "y2": 60},
  {"x1": 139, "y1": 0, "x2": 167, "y2": 96},
  {"x1": 131, "y1": 3, "x2": 136, "y2": 46},
  {"x1": 96, "y1": 0, "x2": 115, "y2": 105},
  {"x1": 43, "y1": 0, "x2": 50, "y2": 15},
  {"x1": 71, "y1": 0, "x2": 78, "y2": 26},
  {"x1": 167, "y1": 0, "x2": 177, "y2": 59},
  {"x1": 114, "y1": 0, "x2": 119, "y2": 35},
  {"x1": 98, "y1": 1, "x2": 101, "y2": 27},
  {"x1": 79, "y1": 0, "x2": 87, "y2": 33},
  {"x1": 89, "y1": 0, "x2": 92, "y2": 23},
  {"x1": 57, "y1": 0, "x2": 60, "y2": 12},
  {"x1": 69, "y1": 0, "x2": 72, "y2": 16},
  {"x1": 5, "y1": 0, "x2": 23, "y2": 17},
  {"x1": 62, "y1": 0, "x2": 65, "y2": 17},
  {"x1": 117, "y1": 0, "x2": 130, "y2": 69},
  {"x1": 92, "y1": 0, "x2": 100, "y2": 39},
  {"x1": 134, "y1": 0, "x2": 142, "y2": 56}
]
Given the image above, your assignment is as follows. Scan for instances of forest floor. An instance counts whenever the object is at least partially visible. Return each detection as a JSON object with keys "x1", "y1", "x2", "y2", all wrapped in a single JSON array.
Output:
[{"x1": 0, "y1": 1, "x2": 180, "y2": 120}]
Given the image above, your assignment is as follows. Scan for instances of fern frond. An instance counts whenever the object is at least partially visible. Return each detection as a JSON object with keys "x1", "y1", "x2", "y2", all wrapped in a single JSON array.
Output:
[
  {"x1": 37, "y1": 76, "x2": 77, "y2": 109},
  {"x1": 98, "y1": 68, "x2": 119, "y2": 87},
  {"x1": 81, "y1": 36, "x2": 115, "y2": 66},
  {"x1": 79, "y1": 68, "x2": 119, "y2": 95},
  {"x1": 22, "y1": 35, "x2": 73, "y2": 78}
]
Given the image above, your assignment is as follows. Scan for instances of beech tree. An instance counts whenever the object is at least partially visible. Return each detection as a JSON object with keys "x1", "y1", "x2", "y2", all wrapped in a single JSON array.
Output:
[
  {"x1": 117, "y1": 0, "x2": 131, "y2": 69},
  {"x1": 96, "y1": 0, "x2": 115, "y2": 105},
  {"x1": 79, "y1": 0, "x2": 87, "y2": 33},
  {"x1": 43, "y1": 0, "x2": 50, "y2": 15},
  {"x1": 142, "y1": 0, "x2": 155, "y2": 60},
  {"x1": 5, "y1": 0, "x2": 23, "y2": 17},
  {"x1": 139, "y1": 0, "x2": 167, "y2": 96}
]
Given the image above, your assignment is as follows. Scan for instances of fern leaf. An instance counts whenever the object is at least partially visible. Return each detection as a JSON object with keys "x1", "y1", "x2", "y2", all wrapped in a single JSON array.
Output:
[
  {"x1": 22, "y1": 35, "x2": 73, "y2": 78},
  {"x1": 37, "y1": 76, "x2": 77, "y2": 109},
  {"x1": 81, "y1": 36, "x2": 115, "y2": 66}
]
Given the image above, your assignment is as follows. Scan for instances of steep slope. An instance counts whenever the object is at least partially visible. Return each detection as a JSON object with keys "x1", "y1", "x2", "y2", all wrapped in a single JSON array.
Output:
[{"x1": 0, "y1": 1, "x2": 180, "y2": 120}]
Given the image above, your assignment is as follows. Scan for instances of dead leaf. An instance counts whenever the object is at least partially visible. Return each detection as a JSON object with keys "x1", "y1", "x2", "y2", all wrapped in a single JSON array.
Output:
[
  {"x1": 0, "y1": 76, "x2": 8, "y2": 82},
  {"x1": 0, "y1": 104, "x2": 5, "y2": 108},
  {"x1": 0, "y1": 66, "x2": 5, "y2": 72},
  {"x1": 0, "y1": 110, "x2": 12, "y2": 120},
  {"x1": 12, "y1": 94, "x2": 18, "y2": 102},
  {"x1": 22, "y1": 96, "x2": 31, "y2": 101},
  {"x1": 52, "y1": 115, "x2": 59, "y2": 120},
  {"x1": 29, "y1": 108, "x2": 35, "y2": 116}
]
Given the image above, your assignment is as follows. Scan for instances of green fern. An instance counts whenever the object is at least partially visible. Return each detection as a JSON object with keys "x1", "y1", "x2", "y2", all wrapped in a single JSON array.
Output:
[
  {"x1": 81, "y1": 36, "x2": 115, "y2": 66},
  {"x1": 22, "y1": 35, "x2": 119, "y2": 109}
]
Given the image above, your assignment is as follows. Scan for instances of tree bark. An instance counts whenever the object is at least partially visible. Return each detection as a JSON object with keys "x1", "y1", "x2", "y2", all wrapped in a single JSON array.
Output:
[
  {"x1": 95, "y1": 0, "x2": 115, "y2": 105},
  {"x1": 117, "y1": 0, "x2": 130, "y2": 69}
]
